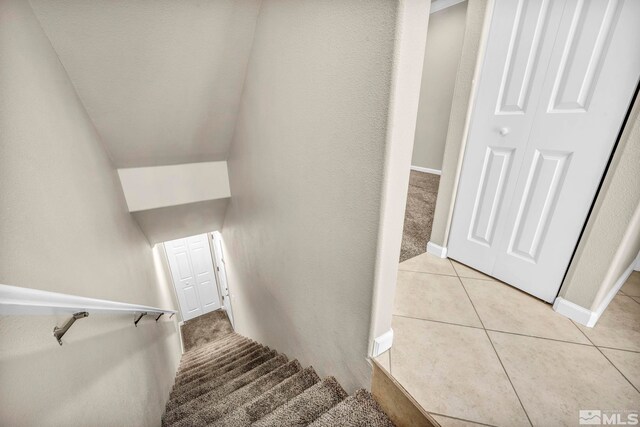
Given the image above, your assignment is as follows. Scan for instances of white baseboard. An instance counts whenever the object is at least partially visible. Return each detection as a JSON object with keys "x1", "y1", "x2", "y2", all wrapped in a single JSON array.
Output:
[
  {"x1": 426, "y1": 241, "x2": 448, "y2": 258},
  {"x1": 410, "y1": 165, "x2": 442, "y2": 175},
  {"x1": 553, "y1": 257, "x2": 636, "y2": 327},
  {"x1": 553, "y1": 298, "x2": 597, "y2": 327},
  {"x1": 372, "y1": 329, "x2": 394, "y2": 357}
]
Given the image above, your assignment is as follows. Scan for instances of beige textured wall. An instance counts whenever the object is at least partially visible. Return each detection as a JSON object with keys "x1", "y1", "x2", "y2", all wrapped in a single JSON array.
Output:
[
  {"x1": 133, "y1": 198, "x2": 229, "y2": 245},
  {"x1": 430, "y1": 0, "x2": 491, "y2": 246},
  {"x1": 412, "y1": 1, "x2": 467, "y2": 171},
  {"x1": 29, "y1": 0, "x2": 262, "y2": 168},
  {"x1": 560, "y1": 96, "x2": 640, "y2": 310},
  {"x1": 369, "y1": 0, "x2": 430, "y2": 353},
  {"x1": 0, "y1": 0, "x2": 181, "y2": 424},
  {"x1": 221, "y1": 0, "x2": 427, "y2": 392}
]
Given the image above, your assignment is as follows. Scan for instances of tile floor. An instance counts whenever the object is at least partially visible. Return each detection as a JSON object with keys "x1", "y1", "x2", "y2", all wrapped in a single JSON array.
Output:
[{"x1": 377, "y1": 252, "x2": 640, "y2": 427}]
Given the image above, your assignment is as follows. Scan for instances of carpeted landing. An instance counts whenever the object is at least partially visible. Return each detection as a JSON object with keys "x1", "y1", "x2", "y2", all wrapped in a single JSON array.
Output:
[
  {"x1": 163, "y1": 332, "x2": 394, "y2": 426},
  {"x1": 400, "y1": 171, "x2": 440, "y2": 263}
]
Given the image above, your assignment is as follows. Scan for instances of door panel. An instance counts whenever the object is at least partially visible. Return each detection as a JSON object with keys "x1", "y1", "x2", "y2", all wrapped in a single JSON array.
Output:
[
  {"x1": 165, "y1": 234, "x2": 221, "y2": 321},
  {"x1": 449, "y1": 0, "x2": 640, "y2": 302}
]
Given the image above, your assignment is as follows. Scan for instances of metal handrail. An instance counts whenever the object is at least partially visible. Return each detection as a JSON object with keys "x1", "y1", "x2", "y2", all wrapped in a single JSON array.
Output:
[{"x1": 0, "y1": 283, "x2": 176, "y2": 345}]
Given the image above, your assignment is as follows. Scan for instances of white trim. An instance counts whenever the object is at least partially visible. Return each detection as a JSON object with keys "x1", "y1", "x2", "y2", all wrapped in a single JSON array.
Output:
[
  {"x1": 0, "y1": 283, "x2": 176, "y2": 316},
  {"x1": 430, "y1": 0, "x2": 466, "y2": 14},
  {"x1": 635, "y1": 252, "x2": 640, "y2": 271},
  {"x1": 427, "y1": 241, "x2": 448, "y2": 258},
  {"x1": 372, "y1": 328, "x2": 394, "y2": 357},
  {"x1": 411, "y1": 165, "x2": 442, "y2": 175},
  {"x1": 553, "y1": 297, "x2": 597, "y2": 327},
  {"x1": 553, "y1": 257, "x2": 636, "y2": 327}
]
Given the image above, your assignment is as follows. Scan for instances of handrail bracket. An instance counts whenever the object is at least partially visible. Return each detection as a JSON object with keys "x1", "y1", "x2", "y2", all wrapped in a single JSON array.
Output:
[
  {"x1": 53, "y1": 311, "x2": 89, "y2": 346},
  {"x1": 134, "y1": 312, "x2": 148, "y2": 327}
]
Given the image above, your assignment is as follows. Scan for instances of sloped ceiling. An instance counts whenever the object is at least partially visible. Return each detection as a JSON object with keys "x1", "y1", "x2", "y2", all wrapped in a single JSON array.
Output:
[{"x1": 30, "y1": 0, "x2": 261, "y2": 168}]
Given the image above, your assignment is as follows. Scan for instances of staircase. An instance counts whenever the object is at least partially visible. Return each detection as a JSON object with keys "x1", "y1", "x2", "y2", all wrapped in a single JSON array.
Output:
[{"x1": 162, "y1": 332, "x2": 394, "y2": 426}]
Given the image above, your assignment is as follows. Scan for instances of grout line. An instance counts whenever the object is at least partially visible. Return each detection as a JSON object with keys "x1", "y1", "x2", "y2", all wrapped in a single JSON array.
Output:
[
  {"x1": 427, "y1": 412, "x2": 499, "y2": 427},
  {"x1": 393, "y1": 314, "x2": 484, "y2": 330},
  {"x1": 484, "y1": 329, "x2": 595, "y2": 347},
  {"x1": 397, "y1": 269, "x2": 458, "y2": 278},
  {"x1": 458, "y1": 277, "x2": 534, "y2": 427},
  {"x1": 571, "y1": 320, "x2": 640, "y2": 394},
  {"x1": 597, "y1": 346, "x2": 640, "y2": 354}
]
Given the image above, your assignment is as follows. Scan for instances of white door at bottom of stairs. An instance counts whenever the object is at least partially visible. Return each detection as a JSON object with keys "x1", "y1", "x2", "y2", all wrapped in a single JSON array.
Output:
[
  {"x1": 165, "y1": 234, "x2": 221, "y2": 321},
  {"x1": 211, "y1": 231, "x2": 234, "y2": 328},
  {"x1": 447, "y1": 0, "x2": 640, "y2": 303}
]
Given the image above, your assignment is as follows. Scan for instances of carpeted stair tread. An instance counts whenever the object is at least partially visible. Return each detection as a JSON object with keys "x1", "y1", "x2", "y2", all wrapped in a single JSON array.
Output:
[
  {"x1": 166, "y1": 350, "x2": 278, "y2": 411},
  {"x1": 180, "y1": 336, "x2": 251, "y2": 367},
  {"x1": 308, "y1": 389, "x2": 394, "y2": 427},
  {"x1": 180, "y1": 333, "x2": 247, "y2": 362},
  {"x1": 172, "y1": 359, "x2": 302, "y2": 427},
  {"x1": 179, "y1": 336, "x2": 251, "y2": 369},
  {"x1": 179, "y1": 339, "x2": 251, "y2": 373},
  {"x1": 214, "y1": 366, "x2": 321, "y2": 427},
  {"x1": 178, "y1": 340, "x2": 259, "y2": 377},
  {"x1": 171, "y1": 346, "x2": 270, "y2": 398},
  {"x1": 164, "y1": 354, "x2": 289, "y2": 426},
  {"x1": 181, "y1": 332, "x2": 243, "y2": 359},
  {"x1": 252, "y1": 376, "x2": 348, "y2": 427},
  {"x1": 176, "y1": 342, "x2": 263, "y2": 386}
]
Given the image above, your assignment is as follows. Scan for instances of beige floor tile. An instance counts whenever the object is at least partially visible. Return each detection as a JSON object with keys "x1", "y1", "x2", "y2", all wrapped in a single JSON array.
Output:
[
  {"x1": 391, "y1": 316, "x2": 530, "y2": 427},
  {"x1": 621, "y1": 272, "x2": 640, "y2": 297},
  {"x1": 374, "y1": 350, "x2": 391, "y2": 373},
  {"x1": 489, "y1": 331, "x2": 640, "y2": 427},
  {"x1": 394, "y1": 271, "x2": 482, "y2": 327},
  {"x1": 633, "y1": 297, "x2": 640, "y2": 305},
  {"x1": 600, "y1": 348, "x2": 640, "y2": 391},
  {"x1": 461, "y1": 278, "x2": 590, "y2": 344},
  {"x1": 431, "y1": 414, "x2": 491, "y2": 427},
  {"x1": 577, "y1": 295, "x2": 640, "y2": 352},
  {"x1": 399, "y1": 252, "x2": 456, "y2": 276},
  {"x1": 450, "y1": 260, "x2": 496, "y2": 281}
]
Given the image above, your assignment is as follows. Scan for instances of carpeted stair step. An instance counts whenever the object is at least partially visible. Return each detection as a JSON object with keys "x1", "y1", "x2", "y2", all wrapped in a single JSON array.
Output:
[
  {"x1": 175, "y1": 342, "x2": 263, "y2": 386},
  {"x1": 166, "y1": 349, "x2": 278, "y2": 411},
  {"x1": 308, "y1": 389, "x2": 394, "y2": 427},
  {"x1": 164, "y1": 354, "x2": 289, "y2": 425},
  {"x1": 179, "y1": 336, "x2": 250, "y2": 370},
  {"x1": 179, "y1": 333, "x2": 246, "y2": 363},
  {"x1": 170, "y1": 346, "x2": 271, "y2": 398},
  {"x1": 178, "y1": 339, "x2": 250, "y2": 374},
  {"x1": 214, "y1": 366, "x2": 321, "y2": 427},
  {"x1": 180, "y1": 333, "x2": 242, "y2": 359},
  {"x1": 170, "y1": 360, "x2": 303, "y2": 427},
  {"x1": 252, "y1": 376, "x2": 348, "y2": 427}
]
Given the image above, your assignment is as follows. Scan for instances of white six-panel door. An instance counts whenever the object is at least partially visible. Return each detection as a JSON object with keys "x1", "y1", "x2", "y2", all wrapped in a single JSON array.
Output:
[
  {"x1": 165, "y1": 234, "x2": 221, "y2": 321},
  {"x1": 448, "y1": 0, "x2": 640, "y2": 302}
]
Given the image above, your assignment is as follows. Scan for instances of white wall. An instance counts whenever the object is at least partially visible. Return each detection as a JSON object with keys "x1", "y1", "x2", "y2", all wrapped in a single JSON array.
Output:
[
  {"x1": 118, "y1": 161, "x2": 231, "y2": 212},
  {"x1": 411, "y1": 1, "x2": 467, "y2": 171},
  {"x1": 0, "y1": 0, "x2": 181, "y2": 424},
  {"x1": 30, "y1": 0, "x2": 261, "y2": 168},
  {"x1": 221, "y1": 0, "x2": 427, "y2": 392}
]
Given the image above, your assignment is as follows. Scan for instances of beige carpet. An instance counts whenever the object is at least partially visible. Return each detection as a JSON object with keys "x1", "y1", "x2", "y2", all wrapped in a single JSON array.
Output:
[
  {"x1": 181, "y1": 309, "x2": 234, "y2": 352},
  {"x1": 400, "y1": 171, "x2": 440, "y2": 263},
  {"x1": 163, "y1": 333, "x2": 395, "y2": 426}
]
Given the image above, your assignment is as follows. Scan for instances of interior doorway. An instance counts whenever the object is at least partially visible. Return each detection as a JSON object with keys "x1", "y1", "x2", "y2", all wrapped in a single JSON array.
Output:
[
  {"x1": 164, "y1": 233, "x2": 222, "y2": 322},
  {"x1": 400, "y1": 0, "x2": 467, "y2": 262}
]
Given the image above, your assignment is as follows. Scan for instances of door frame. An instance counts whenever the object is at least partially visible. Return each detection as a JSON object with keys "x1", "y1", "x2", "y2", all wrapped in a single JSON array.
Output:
[{"x1": 209, "y1": 231, "x2": 234, "y2": 329}]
